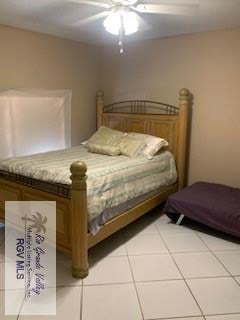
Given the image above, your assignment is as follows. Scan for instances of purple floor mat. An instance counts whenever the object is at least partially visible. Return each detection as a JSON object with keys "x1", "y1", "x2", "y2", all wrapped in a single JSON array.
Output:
[{"x1": 164, "y1": 182, "x2": 240, "y2": 238}]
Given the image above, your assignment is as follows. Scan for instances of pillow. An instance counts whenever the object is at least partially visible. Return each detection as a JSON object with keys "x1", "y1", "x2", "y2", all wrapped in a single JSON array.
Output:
[
  {"x1": 87, "y1": 126, "x2": 125, "y2": 147},
  {"x1": 87, "y1": 143, "x2": 120, "y2": 156},
  {"x1": 80, "y1": 140, "x2": 88, "y2": 147},
  {"x1": 128, "y1": 133, "x2": 168, "y2": 159},
  {"x1": 119, "y1": 136, "x2": 146, "y2": 157}
]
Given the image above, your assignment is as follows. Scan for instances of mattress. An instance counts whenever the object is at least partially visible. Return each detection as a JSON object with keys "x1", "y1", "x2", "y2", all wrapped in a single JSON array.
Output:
[
  {"x1": 0, "y1": 146, "x2": 177, "y2": 225},
  {"x1": 164, "y1": 182, "x2": 240, "y2": 238}
]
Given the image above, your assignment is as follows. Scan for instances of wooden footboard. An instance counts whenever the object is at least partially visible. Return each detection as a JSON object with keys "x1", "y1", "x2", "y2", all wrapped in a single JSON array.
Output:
[
  {"x1": 0, "y1": 162, "x2": 90, "y2": 277},
  {"x1": 0, "y1": 172, "x2": 177, "y2": 279},
  {"x1": 0, "y1": 178, "x2": 72, "y2": 252}
]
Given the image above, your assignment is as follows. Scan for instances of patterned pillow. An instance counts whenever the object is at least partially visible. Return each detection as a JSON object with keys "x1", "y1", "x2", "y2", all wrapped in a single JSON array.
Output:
[
  {"x1": 87, "y1": 143, "x2": 120, "y2": 156},
  {"x1": 119, "y1": 136, "x2": 146, "y2": 157},
  {"x1": 87, "y1": 126, "x2": 125, "y2": 147},
  {"x1": 128, "y1": 133, "x2": 168, "y2": 159}
]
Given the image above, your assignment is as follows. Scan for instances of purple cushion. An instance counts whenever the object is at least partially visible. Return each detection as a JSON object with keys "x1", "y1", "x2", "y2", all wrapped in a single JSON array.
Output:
[{"x1": 164, "y1": 182, "x2": 240, "y2": 238}]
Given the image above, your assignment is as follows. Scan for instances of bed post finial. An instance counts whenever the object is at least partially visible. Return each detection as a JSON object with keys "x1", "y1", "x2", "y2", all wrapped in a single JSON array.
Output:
[
  {"x1": 70, "y1": 161, "x2": 89, "y2": 278},
  {"x1": 179, "y1": 88, "x2": 190, "y2": 103},
  {"x1": 177, "y1": 88, "x2": 190, "y2": 190},
  {"x1": 96, "y1": 90, "x2": 104, "y2": 129}
]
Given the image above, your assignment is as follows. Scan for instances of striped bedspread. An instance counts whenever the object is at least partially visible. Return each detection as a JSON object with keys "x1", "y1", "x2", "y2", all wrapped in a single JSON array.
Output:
[{"x1": 0, "y1": 146, "x2": 177, "y2": 222}]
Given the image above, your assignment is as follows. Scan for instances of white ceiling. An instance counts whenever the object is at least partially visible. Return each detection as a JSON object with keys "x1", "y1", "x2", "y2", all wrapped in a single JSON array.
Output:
[{"x1": 0, "y1": 0, "x2": 240, "y2": 46}]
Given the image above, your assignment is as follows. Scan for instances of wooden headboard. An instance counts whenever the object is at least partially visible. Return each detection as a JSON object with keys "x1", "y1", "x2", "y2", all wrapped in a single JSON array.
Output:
[{"x1": 96, "y1": 89, "x2": 191, "y2": 190}]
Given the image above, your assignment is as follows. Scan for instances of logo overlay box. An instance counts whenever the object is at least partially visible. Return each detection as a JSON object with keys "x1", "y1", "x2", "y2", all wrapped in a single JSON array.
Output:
[{"x1": 5, "y1": 201, "x2": 56, "y2": 315}]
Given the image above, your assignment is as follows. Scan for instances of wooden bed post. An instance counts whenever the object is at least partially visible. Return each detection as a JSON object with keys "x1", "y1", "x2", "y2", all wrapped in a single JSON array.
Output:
[
  {"x1": 96, "y1": 90, "x2": 104, "y2": 129},
  {"x1": 177, "y1": 88, "x2": 190, "y2": 190},
  {"x1": 70, "y1": 161, "x2": 89, "y2": 278}
]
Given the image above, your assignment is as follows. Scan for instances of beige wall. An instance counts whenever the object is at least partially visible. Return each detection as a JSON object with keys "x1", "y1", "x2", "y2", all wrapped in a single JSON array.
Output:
[
  {"x1": 0, "y1": 24, "x2": 100, "y2": 145},
  {"x1": 1, "y1": 24, "x2": 239, "y2": 187},
  {"x1": 102, "y1": 28, "x2": 240, "y2": 188}
]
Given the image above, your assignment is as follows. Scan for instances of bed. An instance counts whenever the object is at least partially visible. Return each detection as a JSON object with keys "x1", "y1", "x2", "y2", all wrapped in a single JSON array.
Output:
[{"x1": 0, "y1": 88, "x2": 191, "y2": 278}]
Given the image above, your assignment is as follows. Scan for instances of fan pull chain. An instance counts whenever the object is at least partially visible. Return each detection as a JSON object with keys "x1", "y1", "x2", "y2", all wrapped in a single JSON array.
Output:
[
  {"x1": 119, "y1": 14, "x2": 124, "y2": 54},
  {"x1": 118, "y1": 38, "x2": 123, "y2": 54}
]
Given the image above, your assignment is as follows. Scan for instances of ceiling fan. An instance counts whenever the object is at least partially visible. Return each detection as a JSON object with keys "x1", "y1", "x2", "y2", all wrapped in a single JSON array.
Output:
[{"x1": 69, "y1": 0, "x2": 199, "y2": 53}]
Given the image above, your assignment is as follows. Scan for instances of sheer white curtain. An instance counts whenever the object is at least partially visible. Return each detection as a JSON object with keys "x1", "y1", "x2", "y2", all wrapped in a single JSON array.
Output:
[{"x1": 0, "y1": 90, "x2": 71, "y2": 159}]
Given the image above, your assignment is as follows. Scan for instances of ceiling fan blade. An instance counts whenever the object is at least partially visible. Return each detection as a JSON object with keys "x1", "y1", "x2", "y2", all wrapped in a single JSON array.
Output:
[
  {"x1": 68, "y1": 0, "x2": 111, "y2": 9},
  {"x1": 112, "y1": 0, "x2": 138, "y2": 4},
  {"x1": 135, "y1": 4, "x2": 198, "y2": 15},
  {"x1": 136, "y1": 13, "x2": 151, "y2": 32},
  {"x1": 146, "y1": 0, "x2": 199, "y2": 4},
  {"x1": 73, "y1": 11, "x2": 109, "y2": 26}
]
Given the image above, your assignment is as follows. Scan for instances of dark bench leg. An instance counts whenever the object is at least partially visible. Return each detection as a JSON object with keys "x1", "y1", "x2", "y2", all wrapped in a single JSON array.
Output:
[{"x1": 176, "y1": 214, "x2": 185, "y2": 225}]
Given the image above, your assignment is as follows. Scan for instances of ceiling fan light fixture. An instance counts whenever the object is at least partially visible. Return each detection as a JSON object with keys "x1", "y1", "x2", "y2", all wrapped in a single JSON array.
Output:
[
  {"x1": 103, "y1": 12, "x2": 121, "y2": 35},
  {"x1": 103, "y1": 10, "x2": 139, "y2": 36},
  {"x1": 123, "y1": 12, "x2": 139, "y2": 35},
  {"x1": 135, "y1": 4, "x2": 146, "y2": 12}
]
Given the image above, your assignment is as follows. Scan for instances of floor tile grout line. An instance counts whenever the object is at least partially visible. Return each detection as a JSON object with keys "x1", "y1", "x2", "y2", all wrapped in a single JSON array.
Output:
[
  {"x1": 146, "y1": 315, "x2": 205, "y2": 320},
  {"x1": 114, "y1": 250, "x2": 210, "y2": 256},
  {"x1": 83, "y1": 280, "x2": 134, "y2": 287},
  {"x1": 2, "y1": 284, "x2": 83, "y2": 290},
  {"x1": 170, "y1": 262, "x2": 205, "y2": 318},
  {"x1": 205, "y1": 311, "x2": 240, "y2": 316},
  {"x1": 125, "y1": 253, "x2": 145, "y2": 320},
  {"x1": 155, "y1": 225, "x2": 205, "y2": 318},
  {"x1": 65, "y1": 248, "x2": 240, "y2": 260},
  {"x1": 195, "y1": 232, "x2": 240, "y2": 288},
  {"x1": 82, "y1": 274, "x2": 236, "y2": 287},
  {"x1": 196, "y1": 233, "x2": 239, "y2": 276},
  {"x1": 2, "y1": 217, "x2": 240, "y2": 319},
  {"x1": 122, "y1": 222, "x2": 162, "y2": 320},
  {"x1": 145, "y1": 312, "x2": 240, "y2": 320},
  {"x1": 3, "y1": 248, "x2": 239, "y2": 261},
  {"x1": 127, "y1": 252, "x2": 238, "y2": 280},
  {"x1": 234, "y1": 277, "x2": 240, "y2": 288},
  {"x1": 16, "y1": 290, "x2": 27, "y2": 319},
  {"x1": 171, "y1": 226, "x2": 240, "y2": 312},
  {"x1": 2, "y1": 274, "x2": 237, "y2": 291},
  {"x1": 80, "y1": 283, "x2": 83, "y2": 320},
  {"x1": 196, "y1": 232, "x2": 240, "y2": 249}
]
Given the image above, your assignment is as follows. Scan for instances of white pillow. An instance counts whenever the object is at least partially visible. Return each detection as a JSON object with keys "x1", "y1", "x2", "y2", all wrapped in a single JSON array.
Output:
[
  {"x1": 80, "y1": 140, "x2": 88, "y2": 146},
  {"x1": 128, "y1": 133, "x2": 168, "y2": 159}
]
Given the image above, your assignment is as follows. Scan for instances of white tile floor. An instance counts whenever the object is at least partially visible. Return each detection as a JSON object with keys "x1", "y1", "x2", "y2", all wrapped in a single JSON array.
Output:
[{"x1": 0, "y1": 211, "x2": 240, "y2": 320}]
